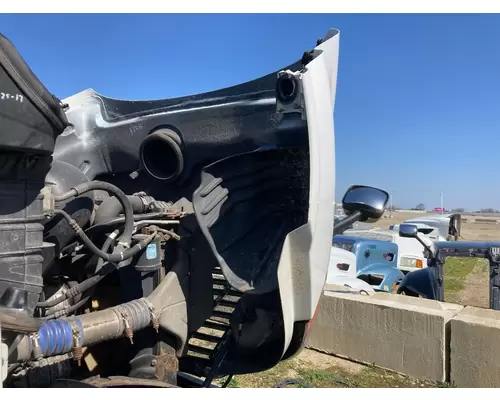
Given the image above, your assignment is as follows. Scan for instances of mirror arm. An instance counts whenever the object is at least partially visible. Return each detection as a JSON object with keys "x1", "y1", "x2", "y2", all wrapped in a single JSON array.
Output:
[
  {"x1": 333, "y1": 210, "x2": 363, "y2": 235},
  {"x1": 415, "y1": 236, "x2": 435, "y2": 258}
]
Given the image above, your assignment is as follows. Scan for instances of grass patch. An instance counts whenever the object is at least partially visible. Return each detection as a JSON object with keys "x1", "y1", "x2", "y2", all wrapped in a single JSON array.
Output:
[
  {"x1": 216, "y1": 359, "x2": 301, "y2": 388},
  {"x1": 220, "y1": 352, "x2": 438, "y2": 388},
  {"x1": 444, "y1": 257, "x2": 477, "y2": 295}
]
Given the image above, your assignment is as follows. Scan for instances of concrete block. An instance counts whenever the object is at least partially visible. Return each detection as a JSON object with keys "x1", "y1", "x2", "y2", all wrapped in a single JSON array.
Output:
[
  {"x1": 450, "y1": 307, "x2": 500, "y2": 387},
  {"x1": 475, "y1": 218, "x2": 498, "y2": 225},
  {"x1": 323, "y1": 283, "x2": 374, "y2": 295},
  {"x1": 307, "y1": 292, "x2": 463, "y2": 382}
]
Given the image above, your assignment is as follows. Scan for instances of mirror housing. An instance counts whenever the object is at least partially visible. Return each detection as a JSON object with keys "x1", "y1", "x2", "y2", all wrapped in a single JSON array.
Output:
[
  {"x1": 399, "y1": 223, "x2": 419, "y2": 238},
  {"x1": 399, "y1": 223, "x2": 435, "y2": 259},
  {"x1": 342, "y1": 185, "x2": 389, "y2": 222}
]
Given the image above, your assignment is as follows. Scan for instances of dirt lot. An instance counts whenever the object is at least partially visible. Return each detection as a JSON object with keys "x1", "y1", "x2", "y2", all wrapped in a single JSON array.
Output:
[{"x1": 217, "y1": 348, "x2": 443, "y2": 388}]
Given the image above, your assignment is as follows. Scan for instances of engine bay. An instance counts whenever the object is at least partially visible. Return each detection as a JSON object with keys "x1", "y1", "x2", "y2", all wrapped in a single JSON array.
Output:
[{"x1": 0, "y1": 29, "x2": 340, "y2": 388}]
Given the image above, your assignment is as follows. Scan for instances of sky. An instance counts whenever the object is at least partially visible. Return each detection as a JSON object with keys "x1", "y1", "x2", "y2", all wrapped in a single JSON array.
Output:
[{"x1": 0, "y1": 13, "x2": 499, "y2": 210}]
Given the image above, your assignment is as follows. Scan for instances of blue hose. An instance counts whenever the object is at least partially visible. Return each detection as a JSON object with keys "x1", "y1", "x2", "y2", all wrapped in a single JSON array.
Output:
[{"x1": 38, "y1": 319, "x2": 84, "y2": 357}]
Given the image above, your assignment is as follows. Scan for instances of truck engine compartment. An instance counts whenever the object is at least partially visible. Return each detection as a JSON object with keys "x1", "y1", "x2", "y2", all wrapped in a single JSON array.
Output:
[{"x1": 0, "y1": 29, "x2": 339, "y2": 388}]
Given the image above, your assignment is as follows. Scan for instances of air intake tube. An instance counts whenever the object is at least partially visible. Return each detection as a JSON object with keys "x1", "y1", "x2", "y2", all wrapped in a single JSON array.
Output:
[
  {"x1": 12, "y1": 264, "x2": 182, "y2": 363},
  {"x1": 13, "y1": 298, "x2": 155, "y2": 362}
]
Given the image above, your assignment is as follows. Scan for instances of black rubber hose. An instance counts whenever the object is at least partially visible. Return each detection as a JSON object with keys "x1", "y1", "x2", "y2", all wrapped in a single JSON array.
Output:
[
  {"x1": 54, "y1": 209, "x2": 155, "y2": 263},
  {"x1": 95, "y1": 229, "x2": 119, "y2": 273},
  {"x1": 94, "y1": 195, "x2": 149, "y2": 225},
  {"x1": 54, "y1": 181, "x2": 134, "y2": 245},
  {"x1": 61, "y1": 213, "x2": 171, "y2": 255},
  {"x1": 37, "y1": 230, "x2": 120, "y2": 309},
  {"x1": 42, "y1": 294, "x2": 92, "y2": 319},
  {"x1": 84, "y1": 212, "x2": 171, "y2": 238}
]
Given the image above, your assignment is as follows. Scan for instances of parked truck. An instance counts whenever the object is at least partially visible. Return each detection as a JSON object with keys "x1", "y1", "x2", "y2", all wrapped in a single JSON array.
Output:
[
  {"x1": 344, "y1": 228, "x2": 431, "y2": 273},
  {"x1": 327, "y1": 235, "x2": 403, "y2": 292}
]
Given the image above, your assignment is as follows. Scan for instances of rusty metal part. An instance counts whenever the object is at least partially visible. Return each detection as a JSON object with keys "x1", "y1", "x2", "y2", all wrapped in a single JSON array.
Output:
[
  {"x1": 155, "y1": 227, "x2": 181, "y2": 241},
  {"x1": 72, "y1": 329, "x2": 83, "y2": 367},
  {"x1": 142, "y1": 225, "x2": 181, "y2": 241},
  {"x1": 164, "y1": 211, "x2": 185, "y2": 219},
  {"x1": 152, "y1": 318, "x2": 160, "y2": 334},
  {"x1": 82, "y1": 376, "x2": 177, "y2": 388},
  {"x1": 155, "y1": 344, "x2": 179, "y2": 385},
  {"x1": 121, "y1": 313, "x2": 134, "y2": 344},
  {"x1": 147, "y1": 304, "x2": 160, "y2": 334},
  {"x1": 72, "y1": 347, "x2": 83, "y2": 367}
]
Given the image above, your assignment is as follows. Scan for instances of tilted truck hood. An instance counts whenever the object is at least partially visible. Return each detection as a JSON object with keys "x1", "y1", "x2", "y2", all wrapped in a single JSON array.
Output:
[{"x1": 54, "y1": 29, "x2": 339, "y2": 375}]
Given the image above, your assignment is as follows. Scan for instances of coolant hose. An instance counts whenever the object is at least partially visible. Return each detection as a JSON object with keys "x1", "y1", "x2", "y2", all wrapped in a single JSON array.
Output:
[
  {"x1": 84, "y1": 212, "x2": 173, "y2": 238},
  {"x1": 54, "y1": 209, "x2": 155, "y2": 263},
  {"x1": 94, "y1": 195, "x2": 151, "y2": 225},
  {"x1": 54, "y1": 181, "x2": 134, "y2": 246}
]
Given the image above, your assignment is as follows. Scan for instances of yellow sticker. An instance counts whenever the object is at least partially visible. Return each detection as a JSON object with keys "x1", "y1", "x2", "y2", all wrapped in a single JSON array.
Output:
[{"x1": 384, "y1": 285, "x2": 389, "y2": 291}]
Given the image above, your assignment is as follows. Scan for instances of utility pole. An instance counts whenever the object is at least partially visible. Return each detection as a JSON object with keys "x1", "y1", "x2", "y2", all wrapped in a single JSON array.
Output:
[{"x1": 440, "y1": 192, "x2": 444, "y2": 214}]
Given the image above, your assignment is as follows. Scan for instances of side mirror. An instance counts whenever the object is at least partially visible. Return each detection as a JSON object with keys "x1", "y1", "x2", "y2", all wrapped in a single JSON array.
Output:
[
  {"x1": 399, "y1": 224, "x2": 419, "y2": 238},
  {"x1": 342, "y1": 185, "x2": 390, "y2": 222},
  {"x1": 399, "y1": 223, "x2": 434, "y2": 258},
  {"x1": 333, "y1": 185, "x2": 390, "y2": 235}
]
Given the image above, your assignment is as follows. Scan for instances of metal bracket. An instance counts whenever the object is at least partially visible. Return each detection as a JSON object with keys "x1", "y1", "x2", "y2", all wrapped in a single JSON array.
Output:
[{"x1": 41, "y1": 185, "x2": 55, "y2": 217}]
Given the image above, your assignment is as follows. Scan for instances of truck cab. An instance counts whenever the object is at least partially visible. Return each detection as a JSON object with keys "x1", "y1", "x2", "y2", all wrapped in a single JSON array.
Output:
[
  {"x1": 328, "y1": 235, "x2": 404, "y2": 292},
  {"x1": 389, "y1": 223, "x2": 442, "y2": 242},
  {"x1": 344, "y1": 228, "x2": 430, "y2": 273},
  {"x1": 400, "y1": 214, "x2": 462, "y2": 241}
]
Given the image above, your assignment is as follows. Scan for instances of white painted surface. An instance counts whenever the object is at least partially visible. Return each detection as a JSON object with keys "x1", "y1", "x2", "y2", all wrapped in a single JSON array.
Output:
[{"x1": 278, "y1": 29, "x2": 339, "y2": 356}]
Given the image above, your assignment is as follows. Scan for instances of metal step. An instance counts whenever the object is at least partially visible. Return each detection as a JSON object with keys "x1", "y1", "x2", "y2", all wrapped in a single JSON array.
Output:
[
  {"x1": 218, "y1": 299, "x2": 238, "y2": 308},
  {"x1": 181, "y1": 277, "x2": 240, "y2": 387},
  {"x1": 212, "y1": 277, "x2": 228, "y2": 286},
  {"x1": 213, "y1": 287, "x2": 241, "y2": 297},
  {"x1": 203, "y1": 320, "x2": 229, "y2": 331},
  {"x1": 213, "y1": 288, "x2": 226, "y2": 296},
  {"x1": 212, "y1": 310, "x2": 232, "y2": 319},
  {"x1": 188, "y1": 344, "x2": 215, "y2": 357},
  {"x1": 191, "y1": 332, "x2": 221, "y2": 343}
]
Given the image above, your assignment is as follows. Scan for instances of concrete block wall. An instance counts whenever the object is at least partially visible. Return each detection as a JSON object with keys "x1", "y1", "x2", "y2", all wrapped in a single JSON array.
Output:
[
  {"x1": 450, "y1": 307, "x2": 500, "y2": 387},
  {"x1": 307, "y1": 290, "x2": 463, "y2": 382},
  {"x1": 308, "y1": 290, "x2": 500, "y2": 387}
]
